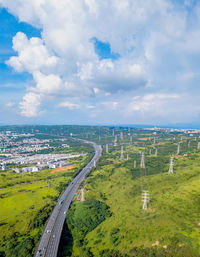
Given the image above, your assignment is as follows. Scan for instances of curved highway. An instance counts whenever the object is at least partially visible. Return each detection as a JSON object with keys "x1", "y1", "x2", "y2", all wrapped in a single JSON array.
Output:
[{"x1": 35, "y1": 139, "x2": 102, "y2": 257}]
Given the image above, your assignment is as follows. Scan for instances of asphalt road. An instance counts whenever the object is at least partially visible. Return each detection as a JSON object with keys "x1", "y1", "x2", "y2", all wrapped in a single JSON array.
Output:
[{"x1": 34, "y1": 139, "x2": 102, "y2": 257}]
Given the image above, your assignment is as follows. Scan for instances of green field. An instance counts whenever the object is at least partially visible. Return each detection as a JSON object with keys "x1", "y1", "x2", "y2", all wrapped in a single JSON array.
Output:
[
  {"x1": 62, "y1": 136, "x2": 200, "y2": 257},
  {"x1": 0, "y1": 126, "x2": 199, "y2": 257},
  {"x1": 0, "y1": 143, "x2": 92, "y2": 257}
]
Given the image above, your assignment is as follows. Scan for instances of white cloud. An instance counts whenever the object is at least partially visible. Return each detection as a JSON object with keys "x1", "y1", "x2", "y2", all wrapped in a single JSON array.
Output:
[
  {"x1": 58, "y1": 101, "x2": 80, "y2": 110},
  {"x1": 1, "y1": 0, "x2": 200, "y2": 124},
  {"x1": 20, "y1": 92, "x2": 41, "y2": 117},
  {"x1": 6, "y1": 32, "x2": 59, "y2": 74},
  {"x1": 129, "y1": 93, "x2": 179, "y2": 112},
  {"x1": 5, "y1": 102, "x2": 16, "y2": 108}
]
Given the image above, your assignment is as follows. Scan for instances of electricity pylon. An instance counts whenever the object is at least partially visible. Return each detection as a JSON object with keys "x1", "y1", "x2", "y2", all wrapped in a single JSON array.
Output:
[
  {"x1": 126, "y1": 154, "x2": 129, "y2": 160},
  {"x1": 177, "y1": 143, "x2": 180, "y2": 155},
  {"x1": 120, "y1": 146, "x2": 124, "y2": 159},
  {"x1": 168, "y1": 157, "x2": 174, "y2": 173},
  {"x1": 106, "y1": 144, "x2": 109, "y2": 154},
  {"x1": 140, "y1": 152, "x2": 145, "y2": 168},
  {"x1": 48, "y1": 179, "x2": 51, "y2": 188},
  {"x1": 130, "y1": 136, "x2": 132, "y2": 144},
  {"x1": 134, "y1": 160, "x2": 136, "y2": 169},
  {"x1": 197, "y1": 142, "x2": 200, "y2": 150},
  {"x1": 149, "y1": 149, "x2": 152, "y2": 155},
  {"x1": 80, "y1": 188, "x2": 85, "y2": 202},
  {"x1": 188, "y1": 141, "x2": 190, "y2": 147},
  {"x1": 142, "y1": 190, "x2": 150, "y2": 210},
  {"x1": 155, "y1": 148, "x2": 158, "y2": 156},
  {"x1": 153, "y1": 138, "x2": 156, "y2": 144},
  {"x1": 120, "y1": 131, "x2": 123, "y2": 140},
  {"x1": 112, "y1": 130, "x2": 115, "y2": 136},
  {"x1": 94, "y1": 160, "x2": 96, "y2": 168},
  {"x1": 114, "y1": 135, "x2": 117, "y2": 146}
]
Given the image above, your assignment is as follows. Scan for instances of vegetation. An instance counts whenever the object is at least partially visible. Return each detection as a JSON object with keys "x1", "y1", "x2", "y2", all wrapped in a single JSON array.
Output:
[
  {"x1": 0, "y1": 135, "x2": 93, "y2": 257},
  {"x1": 59, "y1": 127, "x2": 200, "y2": 257},
  {"x1": 0, "y1": 125, "x2": 199, "y2": 256}
]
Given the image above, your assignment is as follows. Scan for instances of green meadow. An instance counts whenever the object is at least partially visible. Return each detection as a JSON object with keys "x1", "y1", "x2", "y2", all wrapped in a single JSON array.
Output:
[
  {"x1": 0, "y1": 152, "x2": 91, "y2": 257},
  {"x1": 62, "y1": 139, "x2": 200, "y2": 257}
]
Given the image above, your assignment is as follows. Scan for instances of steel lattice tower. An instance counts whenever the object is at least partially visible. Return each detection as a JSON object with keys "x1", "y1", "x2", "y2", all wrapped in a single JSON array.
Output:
[
  {"x1": 168, "y1": 157, "x2": 174, "y2": 174},
  {"x1": 140, "y1": 152, "x2": 145, "y2": 168},
  {"x1": 142, "y1": 190, "x2": 150, "y2": 210},
  {"x1": 120, "y1": 146, "x2": 124, "y2": 159},
  {"x1": 120, "y1": 131, "x2": 123, "y2": 140},
  {"x1": 106, "y1": 144, "x2": 109, "y2": 154},
  {"x1": 155, "y1": 148, "x2": 158, "y2": 156},
  {"x1": 114, "y1": 135, "x2": 117, "y2": 146},
  {"x1": 177, "y1": 143, "x2": 180, "y2": 155},
  {"x1": 197, "y1": 142, "x2": 200, "y2": 150},
  {"x1": 134, "y1": 160, "x2": 137, "y2": 168}
]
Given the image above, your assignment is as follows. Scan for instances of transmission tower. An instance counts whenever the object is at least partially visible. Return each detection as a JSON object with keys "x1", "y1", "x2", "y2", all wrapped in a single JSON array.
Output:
[
  {"x1": 126, "y1": 154, "x2": 129, "y2": 160},
  {"x1": 106, "y1": 144, "x2": 109, "y2": 154},
  {"x1": 80, "y1": 188, "x2": 85, "y2": 202},
  {"x1": 140, "y1": 152, "x2": 145, "y2": 168},
  {"x1": 153, "y1": 138, "x2": 156, "y2": 144},
  {"x1": 177, "y1": 143, "x2": 180, "y2": 155},
  {"x1": 149, "y1": 149, "x2": 152, "y2": 155},
  {"x1": 94, "y1": 160, "x2": 96, "y2": 168},
  {"x1": 48, "y1": 179, "x2": 51, "y2": 188},
  {"x1": 142, "y1": 190, "x2": 150, "y2": 210},
  {"x1": 130, "y1": 136, "x2": 132, "y2": 144},
  {"x1": 120, "y1": 131, "x2": 123, "y2": 140},
  {"x1": 168, "y1": 157, "x2": 174, "y2": 174},
  {"x1": 120, "y1": 146, "x2": 124, "y2": 159},
  {"x1": 197, "y1": 142, "x2": 200, "y2": 150},
  {"x1": 112, "y1": 129, "x2": 115, "y2": 136},
  {"x1": 188, "y1": 141, "x2": 190, "y2": 148},
  {"x1": 114, "y1": 135, "x2": 117, "y2": 146},
  {"x1": 134, "y1": 160, "x2": 137, "y2": 168},
  {"x1": 155, "y1": 148, "x2": 158, "y2": 156}
]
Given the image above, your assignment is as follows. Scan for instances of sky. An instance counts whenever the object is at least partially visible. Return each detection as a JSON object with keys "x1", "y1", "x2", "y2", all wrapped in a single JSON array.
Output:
[{"x1": 0, "y1": 0, "x2": 200, "y2": 126}]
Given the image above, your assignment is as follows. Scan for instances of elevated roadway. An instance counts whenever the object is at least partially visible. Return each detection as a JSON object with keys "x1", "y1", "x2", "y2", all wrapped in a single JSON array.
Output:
[{"x1": 35, "y1": 139, "x2": 102, "y2": 257}]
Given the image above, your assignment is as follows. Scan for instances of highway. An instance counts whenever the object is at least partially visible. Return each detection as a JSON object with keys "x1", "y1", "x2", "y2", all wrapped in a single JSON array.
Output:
[{"x1": 34, "y1": 139, "x2": 102, "y2": 257}]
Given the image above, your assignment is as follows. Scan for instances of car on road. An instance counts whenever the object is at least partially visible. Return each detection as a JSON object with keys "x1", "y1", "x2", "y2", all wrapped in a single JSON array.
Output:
[
  {"x1": 47, "y1": 230, "x2": 51, "y2": 233},
  {"x1": 59, "y1": 200, "x2": 64, "y2": 205}
]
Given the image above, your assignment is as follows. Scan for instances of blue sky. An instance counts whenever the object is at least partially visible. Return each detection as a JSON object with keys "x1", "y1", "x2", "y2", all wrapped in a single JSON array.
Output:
[{"x1": 0, "y1": 0, "x2": 200, "y2": 126}]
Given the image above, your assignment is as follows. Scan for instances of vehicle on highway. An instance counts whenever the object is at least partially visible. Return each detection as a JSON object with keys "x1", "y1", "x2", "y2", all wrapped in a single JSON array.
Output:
[
  {"x1": 59, "y1": 200, "x2": 64, "y2": 205},
  {"x1": 47, "y1": 230, "x2": 51, "y2": 233}
]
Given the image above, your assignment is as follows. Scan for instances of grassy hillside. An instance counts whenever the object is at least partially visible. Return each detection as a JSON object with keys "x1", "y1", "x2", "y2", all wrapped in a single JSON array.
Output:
[{"x1": 64, "y1": 145, "x2": 200, "y2": 256}]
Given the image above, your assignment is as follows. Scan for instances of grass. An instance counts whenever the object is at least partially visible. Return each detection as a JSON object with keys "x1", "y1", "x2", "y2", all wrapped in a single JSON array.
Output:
[
  {"x1": 66, "y1": 144, "x2": 200, "y2": 256},
  {"x1": 0, "y1": 152, "x2": 91, "y2": 256}
]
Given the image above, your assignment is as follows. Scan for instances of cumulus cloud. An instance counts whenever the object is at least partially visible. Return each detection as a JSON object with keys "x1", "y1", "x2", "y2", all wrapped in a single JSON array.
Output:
[
  {"x1": 1, "y1": 0, "x2": 200, "y2": 123},
  {"x1": 58, "y1": 101, "x2": 80, "y2": 110},
  {"x1": 20, "y1": 92, "x2": 41, "y2": 117},
  {"x1": 7, "y1": 32, "x2": 59, "y2": 74}
]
